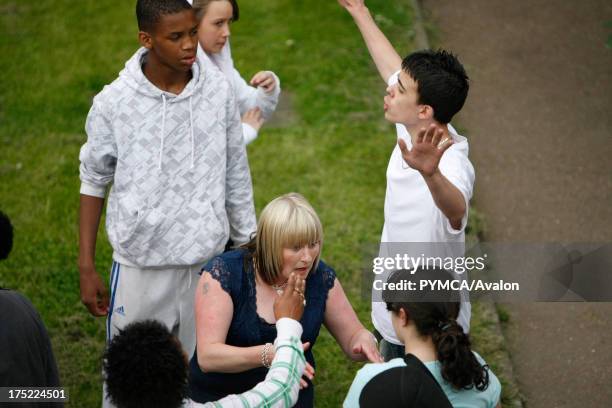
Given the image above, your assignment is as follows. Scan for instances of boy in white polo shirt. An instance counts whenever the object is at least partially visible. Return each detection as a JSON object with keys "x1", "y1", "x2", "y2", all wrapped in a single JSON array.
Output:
[{"x1": 339, "y1": 0, "x2": 475, "y2": 359}]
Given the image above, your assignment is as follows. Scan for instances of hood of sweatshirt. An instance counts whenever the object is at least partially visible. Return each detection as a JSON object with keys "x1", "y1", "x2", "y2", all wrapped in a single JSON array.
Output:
[{"x1": 120, "y1": 47, "x2": 204, "y2": 100}]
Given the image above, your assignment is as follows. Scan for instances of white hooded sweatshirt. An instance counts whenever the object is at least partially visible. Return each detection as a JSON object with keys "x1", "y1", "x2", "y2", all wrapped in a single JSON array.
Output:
[
  {"x1": 186, "y1": 0, "x2": 281, "y2": 144},
  {"x1": 199, "y1": 41, "x2": 281, "y2": 144},
  {"x1": 79, "y1": 47, "x2": 256, "y2": 268}
]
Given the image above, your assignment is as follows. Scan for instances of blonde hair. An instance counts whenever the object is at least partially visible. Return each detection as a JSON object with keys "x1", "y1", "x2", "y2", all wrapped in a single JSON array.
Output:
[
  {"x1": 249, "y1": 193, "x2": 323, "y2": 285},
  {"x1": 192, "y1": 0, "x2": 239, "y2": 22}
]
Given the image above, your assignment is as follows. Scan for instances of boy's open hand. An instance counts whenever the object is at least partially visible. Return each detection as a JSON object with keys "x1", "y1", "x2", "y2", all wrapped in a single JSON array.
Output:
[
  {"x1": 398, "y1": 124, "x2": 453, "y2": 177},
  {"x1": 273, "y1": 272, "x2": 306, "y2": 321}
]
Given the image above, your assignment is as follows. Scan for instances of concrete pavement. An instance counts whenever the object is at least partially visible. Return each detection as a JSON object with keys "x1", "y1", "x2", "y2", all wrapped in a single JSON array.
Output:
[{"x1": 421, "y1": 1, "x2": 612, "y2": 406}]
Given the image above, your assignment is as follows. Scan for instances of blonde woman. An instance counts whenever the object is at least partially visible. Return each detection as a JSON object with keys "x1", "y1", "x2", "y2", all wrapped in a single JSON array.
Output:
[
  {"x1": 189, "y1": 193, "x2": 382, "y2": 407},
  {"x1": 190, "y1": 0, "x2": 280, "y2": 145}
]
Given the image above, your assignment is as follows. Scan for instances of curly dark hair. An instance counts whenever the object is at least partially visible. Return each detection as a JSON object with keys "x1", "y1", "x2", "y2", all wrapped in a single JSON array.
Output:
[
  {"x1": 0, "y1": 211, "x2": 13, "y2": 260},
  {"x1": 103, "y1": 320, "x2": 188, "y2": 408},
  {"x1": 384, "y1": 267, "x2": 490, "y2": 391},
  {"x1": 136, "y1": 0, "x2": 192, "y2": 32},
  {"x1": 402, "y1": 49, "x2": 469, "y2": 124}
]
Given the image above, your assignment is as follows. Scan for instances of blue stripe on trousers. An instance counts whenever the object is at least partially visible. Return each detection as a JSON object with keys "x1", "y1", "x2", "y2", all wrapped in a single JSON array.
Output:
[{"x1": 106, "y1": 261, "x2": 120, "y2": 342}]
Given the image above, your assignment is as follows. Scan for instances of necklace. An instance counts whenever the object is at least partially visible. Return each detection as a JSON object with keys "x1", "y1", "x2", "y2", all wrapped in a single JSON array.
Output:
[{"x1": 271, "y1": 282, "x2": 288, "y2": 295}]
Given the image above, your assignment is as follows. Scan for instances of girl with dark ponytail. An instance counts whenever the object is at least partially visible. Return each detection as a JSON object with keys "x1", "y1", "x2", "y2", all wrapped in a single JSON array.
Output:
[
  {"x1": 344, "y1": 268, "x2": 501, "y2": 407},
  {"x1": 432, "y1": 316, "x2": 490, "y2": 391}
]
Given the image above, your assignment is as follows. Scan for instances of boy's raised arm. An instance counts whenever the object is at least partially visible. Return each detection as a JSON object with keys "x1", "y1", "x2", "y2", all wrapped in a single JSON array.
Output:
[{"x1": 338, "y1": 0, "x2": 403, "y2": 82}]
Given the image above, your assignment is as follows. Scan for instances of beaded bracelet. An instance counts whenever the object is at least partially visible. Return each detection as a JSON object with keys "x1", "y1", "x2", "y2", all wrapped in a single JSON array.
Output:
[{"x1": 261, "y1": 342, "x2": 273, "y2": 368}]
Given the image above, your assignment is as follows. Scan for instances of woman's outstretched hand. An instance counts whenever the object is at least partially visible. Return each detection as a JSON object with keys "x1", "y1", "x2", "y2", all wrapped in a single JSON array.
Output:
[{"x1": 351, "y1": 329, "x2": 384, "y2": 363}]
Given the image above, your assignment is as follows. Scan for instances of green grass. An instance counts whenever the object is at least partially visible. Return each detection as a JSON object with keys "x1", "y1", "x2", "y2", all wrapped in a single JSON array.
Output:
[{"x1": 0, "y1": 1, "x2": 509, "y2": 406}]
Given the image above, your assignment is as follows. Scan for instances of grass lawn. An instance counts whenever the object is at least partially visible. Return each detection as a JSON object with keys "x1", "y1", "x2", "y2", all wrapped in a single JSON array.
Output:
[{"x1": 0, "y1": 1, "x2": 512, "y2": 406}]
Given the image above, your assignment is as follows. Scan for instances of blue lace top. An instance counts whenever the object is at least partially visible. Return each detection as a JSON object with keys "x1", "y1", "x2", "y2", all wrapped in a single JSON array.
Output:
[{"x1": 188, "y1": 249, "x2": 337, "y2": 407}]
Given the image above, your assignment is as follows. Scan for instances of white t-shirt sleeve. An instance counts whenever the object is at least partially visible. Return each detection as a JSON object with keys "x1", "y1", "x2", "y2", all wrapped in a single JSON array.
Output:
[{"x1": 437, "y1": 142, "x2": 475, "y2": 235}]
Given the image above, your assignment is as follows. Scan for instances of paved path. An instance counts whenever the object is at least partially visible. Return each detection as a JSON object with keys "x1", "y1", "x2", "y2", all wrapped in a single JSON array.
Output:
[{"x1": 421, "y1": 1, "x2": 612, "y2": 406}]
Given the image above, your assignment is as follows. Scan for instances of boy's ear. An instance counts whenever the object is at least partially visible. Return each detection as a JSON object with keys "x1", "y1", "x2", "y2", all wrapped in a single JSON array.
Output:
[
  {"x1": 138, "y1": 30, "x2": 153, "y2": 49},
  {"x1": 418, "y1": 104, "x2": 434, "y2": 121}
]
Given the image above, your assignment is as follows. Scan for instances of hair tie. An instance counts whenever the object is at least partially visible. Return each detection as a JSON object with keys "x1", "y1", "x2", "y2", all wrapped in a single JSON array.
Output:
[{"x1": 438, "y1": 321, "x2": 452, "y2": 331}]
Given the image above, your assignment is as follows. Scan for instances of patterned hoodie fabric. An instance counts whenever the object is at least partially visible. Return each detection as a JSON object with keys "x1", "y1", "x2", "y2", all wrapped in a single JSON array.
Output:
[
  {"x1": 79, "y1": 47, "x2": 256, "y2": 268},
  {"x1": 194, "y1": 40, "x2": 280, "y2": 145}
]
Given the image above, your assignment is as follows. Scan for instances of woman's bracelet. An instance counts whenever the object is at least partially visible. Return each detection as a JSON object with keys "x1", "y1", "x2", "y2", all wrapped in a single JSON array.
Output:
[{"x1": 261, "y1": 342, "x2": 273, "y2": 368}]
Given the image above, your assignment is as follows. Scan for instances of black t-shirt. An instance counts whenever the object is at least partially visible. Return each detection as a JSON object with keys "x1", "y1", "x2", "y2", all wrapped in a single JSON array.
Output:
[
  {"x1": 0, "y1": 288, "x2": 62, "y2": 407},
  {"x1": 359, "y1": 354, "x2": 453, "y2": 408}
]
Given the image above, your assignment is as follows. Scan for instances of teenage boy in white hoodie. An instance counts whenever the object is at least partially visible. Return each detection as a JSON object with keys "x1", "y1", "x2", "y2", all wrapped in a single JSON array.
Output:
[
  {"x1": 78, "y1": 0, "x2": 256, "y2": 371},
  {"x1": 339, "y1": 0, "x2": 475, "y2": 360}
]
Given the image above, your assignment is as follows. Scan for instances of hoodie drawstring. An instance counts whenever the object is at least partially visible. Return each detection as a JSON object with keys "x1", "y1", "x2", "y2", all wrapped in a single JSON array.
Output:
[
  {"x1": 159, "y1": 93, "x2": 167, "y2": 171},
  {"x1": 159, "y1": 94, "x2": 195, "y2": 170},
  {"x1": 189, "y1": 96, "x2": 195, "y2": 169}
]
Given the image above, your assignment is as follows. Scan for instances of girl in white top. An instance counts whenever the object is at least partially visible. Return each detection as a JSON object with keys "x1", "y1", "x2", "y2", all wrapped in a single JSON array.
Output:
[{"x1": 191, "y1": 0, "x2": 281, "y2": 144}]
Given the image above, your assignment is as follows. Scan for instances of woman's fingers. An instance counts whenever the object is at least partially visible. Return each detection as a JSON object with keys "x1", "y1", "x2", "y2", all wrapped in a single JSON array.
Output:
[
  {"x1": 303, "y1": 362, "x2": 315, "y2": 380},
  {"x1": 362, "y1": 342, "x2": 384, "y2": 363},
  {"x1": 300, "y1": 362, "x2": 315, "y2": 388},
  {"x1": 352, "y1": 331, "x2": 384, "y2": 363},
  {"x1": 285, "y1": 272, "x2": 297, "y2": 293}
]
